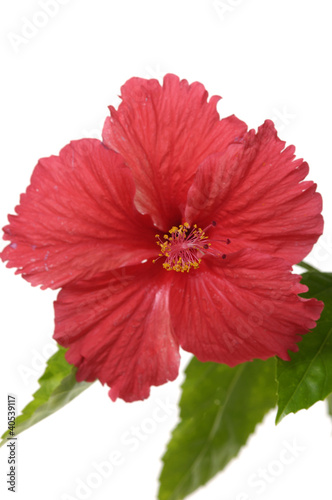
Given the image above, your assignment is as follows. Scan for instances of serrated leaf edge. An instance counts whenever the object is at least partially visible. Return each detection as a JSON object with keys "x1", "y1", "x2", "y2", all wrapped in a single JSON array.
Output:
[{"x1": 276, "y1": 326, "x2": 332, "y2": 423}]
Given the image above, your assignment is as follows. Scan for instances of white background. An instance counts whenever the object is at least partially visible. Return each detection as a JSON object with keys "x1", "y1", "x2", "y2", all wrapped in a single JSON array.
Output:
[{"x1": 1, "y1": 1, "x2": 332, "y2": 499}]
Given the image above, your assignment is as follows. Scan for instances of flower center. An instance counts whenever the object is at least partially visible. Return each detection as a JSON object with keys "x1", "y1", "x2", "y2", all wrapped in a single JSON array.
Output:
[{"x1": 153, "y1": 221, "x2": 228, "y2": 273}]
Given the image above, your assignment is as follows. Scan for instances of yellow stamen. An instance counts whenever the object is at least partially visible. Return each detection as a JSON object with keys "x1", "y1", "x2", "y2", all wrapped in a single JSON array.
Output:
[{"x1": 153, "y1": 223, "x2": 210, "y2": 272}]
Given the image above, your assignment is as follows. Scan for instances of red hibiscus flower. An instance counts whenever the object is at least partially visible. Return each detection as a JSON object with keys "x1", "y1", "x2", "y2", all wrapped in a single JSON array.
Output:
[{"x1": 1, "y1": 75, "x2": 324, "y2": 402}]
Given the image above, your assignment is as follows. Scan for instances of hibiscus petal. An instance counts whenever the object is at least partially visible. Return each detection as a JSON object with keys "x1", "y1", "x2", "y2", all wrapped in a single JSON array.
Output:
[
  {"x1": 1, "y1": 139, "x2": 157, "y2": 289},
  {"x1": 54, "y1": 264, "x2": 180, "y2": 402},
  {"x1": 102, "y1": 74, "x2": 247, "y2": 230},
  {"x1": 169, "y1": 250, "x2": 324, "y2": 365},
  {"x1": 185, "y1": 120, "x2": 323, "y2": 264}
]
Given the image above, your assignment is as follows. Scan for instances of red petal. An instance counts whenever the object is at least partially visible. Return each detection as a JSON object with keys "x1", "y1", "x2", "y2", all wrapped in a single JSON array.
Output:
[
  {"x1": 54, "y1": 264, "x2": 180, "y2": 402},
  {"x1": 170, "y1": 250, "x2": 323, "y2": 365},
  {"x1": 1, "y1": 140, "x2": 157, "y2": 289},
  {"x1": 103, "y1": 74, "x2": 247, "y2": 230},
  {"x1": 185, "y1": 120, "x2": 323, "y2": 264}
]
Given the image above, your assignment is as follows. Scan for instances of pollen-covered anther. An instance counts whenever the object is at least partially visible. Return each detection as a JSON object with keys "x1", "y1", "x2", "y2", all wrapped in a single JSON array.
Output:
[{"x1": 153, "y1": 222, "x2": 225, "y2": 272}]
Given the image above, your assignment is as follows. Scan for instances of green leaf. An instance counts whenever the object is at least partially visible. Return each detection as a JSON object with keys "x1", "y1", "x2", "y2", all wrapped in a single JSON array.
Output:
[
  {"x1": 297, "y1": 261, "x2": 321, "y2": 272},
  {"x1": 276, "y1": 272, "x2": 332, "y2": 423},
  {"x1": 158, "y1": 357, "x2": 277, "y2": 500},
  {"x1": 326, "y1": 393, "x2": 332, "y2": 418},
  {"x1": 0, "y1": 345, "x2": 93, "y2": 446}
]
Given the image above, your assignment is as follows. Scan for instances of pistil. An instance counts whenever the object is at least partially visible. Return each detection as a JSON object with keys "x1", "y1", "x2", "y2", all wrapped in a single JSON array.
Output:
[{"x1": 153, "y1": 221, "x2": 229, "y2": 272}]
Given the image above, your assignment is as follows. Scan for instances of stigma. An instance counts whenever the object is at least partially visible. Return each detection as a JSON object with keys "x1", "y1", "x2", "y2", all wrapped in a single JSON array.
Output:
[{"x1": 153, "y1": 221, "x2": 229, "y2": 273}]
